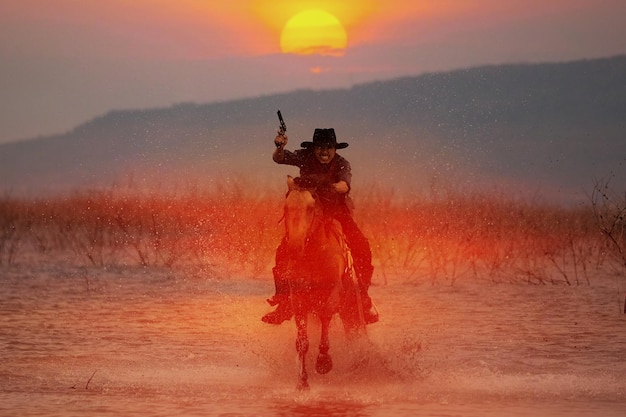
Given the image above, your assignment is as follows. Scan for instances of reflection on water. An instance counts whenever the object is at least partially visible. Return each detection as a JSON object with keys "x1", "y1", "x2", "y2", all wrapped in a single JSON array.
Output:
[
  {"x1": 270, "y1": 399, "x2": 371, "y2": 417},
  {"x1": 1, "y1": 263, "x2": 626, "y2": 416}
]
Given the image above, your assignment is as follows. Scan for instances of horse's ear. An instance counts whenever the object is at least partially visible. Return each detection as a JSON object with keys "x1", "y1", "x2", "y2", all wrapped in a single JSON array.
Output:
[{"x1": 287, "y1": 175, "x2": 296, "y2": 191}]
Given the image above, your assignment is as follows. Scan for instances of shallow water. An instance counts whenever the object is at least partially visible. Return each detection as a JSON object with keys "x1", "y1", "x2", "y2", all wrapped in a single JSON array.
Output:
[{"x1": 1, "y1": 264, "x2": 626, "y2": 416}]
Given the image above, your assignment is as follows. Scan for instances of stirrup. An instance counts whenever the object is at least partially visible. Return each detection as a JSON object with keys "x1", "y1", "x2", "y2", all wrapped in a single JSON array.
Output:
[
  {"x1": 266, "y1": 296, "x2": 280, "y2": 306},
  {"x1": 261, "y1": 304, "x2": 293, "y2": 325}
]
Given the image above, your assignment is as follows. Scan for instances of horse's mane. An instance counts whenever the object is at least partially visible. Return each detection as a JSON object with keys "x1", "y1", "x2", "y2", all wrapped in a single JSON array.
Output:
[
  {"x1": 284, "y1": 176, "x2": 342, "y2": 254},
  {"x1": 286, "y1": 176, "x2": 337, "y2": 227}
]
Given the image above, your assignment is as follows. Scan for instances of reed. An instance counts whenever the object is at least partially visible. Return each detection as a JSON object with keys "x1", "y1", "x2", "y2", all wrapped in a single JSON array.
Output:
[
  {"x1": 356, "y1": 185, "x2": 603, "y2": 285},
  {"x1": 591, "y1": 174, "x2": 626, "y2": 272},
  {"x1": 0, "y1": 180, "x2": 619, "y2": 285}
]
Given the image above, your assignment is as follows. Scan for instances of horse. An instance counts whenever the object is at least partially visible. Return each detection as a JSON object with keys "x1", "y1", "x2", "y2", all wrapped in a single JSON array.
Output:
[{"x1": 282, "y1": 175, "x2": 366, "y2": 390}]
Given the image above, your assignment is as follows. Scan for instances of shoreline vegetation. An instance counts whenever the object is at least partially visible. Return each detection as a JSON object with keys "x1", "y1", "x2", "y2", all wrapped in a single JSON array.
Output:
[{"x1": 1, "y1": 178, "x2": 624, "y2": 287}]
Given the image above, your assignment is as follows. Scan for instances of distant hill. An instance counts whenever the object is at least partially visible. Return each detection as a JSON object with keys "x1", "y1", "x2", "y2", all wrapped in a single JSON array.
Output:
[{"x1": 1, "y1": 55, "x2": 625, "y2": 204}]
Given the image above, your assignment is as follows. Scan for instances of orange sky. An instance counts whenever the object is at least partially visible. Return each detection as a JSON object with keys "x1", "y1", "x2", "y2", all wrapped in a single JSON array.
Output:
[
  {"x1": 1, "y1": 0, "x2": 625, "y2": 142},
  {"x1": 5, "y1": 0, "x2": 614, "y2": 58}
]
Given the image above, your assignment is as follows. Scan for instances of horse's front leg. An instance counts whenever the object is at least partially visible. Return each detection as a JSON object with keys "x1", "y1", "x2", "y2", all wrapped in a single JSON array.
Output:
[
  {"x1": 295, "y1": 314, "x2": 309, "y2": 390},
  {"x1": 315, "y1": 315, "x2": 333, "y2": 374}
]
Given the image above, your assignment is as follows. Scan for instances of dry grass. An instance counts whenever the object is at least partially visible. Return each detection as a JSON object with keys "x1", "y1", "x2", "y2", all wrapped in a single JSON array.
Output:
[
  {"x1": 1, "y1": 180, "x2": 623, "y2": 285},
  {"x1": 357, "y1": 187, "x2": 605, "y2": 285}
]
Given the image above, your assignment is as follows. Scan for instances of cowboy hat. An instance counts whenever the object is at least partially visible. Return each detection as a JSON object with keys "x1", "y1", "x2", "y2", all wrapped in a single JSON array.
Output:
[{"x1": 300, "y1": 128, "x2": 349, "y2": 149}]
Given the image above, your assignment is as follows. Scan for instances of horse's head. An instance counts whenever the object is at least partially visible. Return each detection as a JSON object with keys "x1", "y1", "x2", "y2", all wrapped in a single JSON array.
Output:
[{"x1": 284, "y1": 176, "x2": 319, "y2": 256}]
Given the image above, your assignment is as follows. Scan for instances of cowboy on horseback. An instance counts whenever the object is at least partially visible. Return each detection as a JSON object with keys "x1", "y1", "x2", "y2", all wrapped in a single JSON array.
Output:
[{"x1": 262, "y1": 127, "x2": 379, "y2": 325}]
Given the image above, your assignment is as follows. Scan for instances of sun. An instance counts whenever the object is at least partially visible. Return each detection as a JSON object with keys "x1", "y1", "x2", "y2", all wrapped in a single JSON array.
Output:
[{"x1": 280, "y1": 9, "x2": 348, "y2": 56}]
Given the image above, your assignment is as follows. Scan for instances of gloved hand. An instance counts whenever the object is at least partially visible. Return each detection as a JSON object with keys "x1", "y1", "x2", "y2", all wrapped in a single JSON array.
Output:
[
  {"x1": 274, "y1": 133, "x2": 288, "y2": 148},
  {"x1": 331, "y1": 181, "x2": 349, "y2": 194}
]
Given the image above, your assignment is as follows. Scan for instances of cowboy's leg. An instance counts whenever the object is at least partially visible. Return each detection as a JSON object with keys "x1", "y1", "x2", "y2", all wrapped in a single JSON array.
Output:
[
  {"x1": 335, "y1": 209, "x2": 378, "y2": 324},
  {"x1": 262, "y1": 237, "x2": 293, "y2": 324},
  {"x1": 335, "y1": 208, "x2": 372, "y2": 280},
  {"x1": 269, "y1": 237, "x2": 290, "y2": 303}
]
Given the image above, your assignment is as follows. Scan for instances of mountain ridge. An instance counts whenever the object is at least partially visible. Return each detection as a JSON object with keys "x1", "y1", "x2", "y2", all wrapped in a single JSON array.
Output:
[{"x1": 1, "y1": 55, "x2": 625, "y2": 204}]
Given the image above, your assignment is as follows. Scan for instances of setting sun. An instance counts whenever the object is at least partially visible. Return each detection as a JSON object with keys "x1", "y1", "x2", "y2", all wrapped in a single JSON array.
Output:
[{"x1": 280, "y1": 9, "x2": 348, "y2": 56}]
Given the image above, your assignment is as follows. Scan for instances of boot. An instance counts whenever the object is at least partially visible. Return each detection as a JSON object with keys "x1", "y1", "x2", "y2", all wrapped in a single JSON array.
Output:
[
  {"x1": 261, "y1": 296, "x2": 293, "y2": 324},
  {"x1": 361, "y1": 293, "x2": 379, "y2": 324},
  {"x1": 356, "y1": 264, "x2": 378, "y2": 324},
  {"x1": 261, "y1": 266, "x2": 293, "y2": 325}
]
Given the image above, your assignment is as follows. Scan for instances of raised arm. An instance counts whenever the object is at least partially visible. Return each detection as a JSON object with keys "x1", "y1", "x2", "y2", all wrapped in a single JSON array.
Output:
[{"x1": 273, "y1": 134, "x2": 288, "y2": 162}]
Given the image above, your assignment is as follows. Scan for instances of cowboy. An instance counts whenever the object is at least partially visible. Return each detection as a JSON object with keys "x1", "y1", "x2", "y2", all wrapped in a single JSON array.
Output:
[{"x1": 262, "y1": 128, "x2": 379, "y2": 325}]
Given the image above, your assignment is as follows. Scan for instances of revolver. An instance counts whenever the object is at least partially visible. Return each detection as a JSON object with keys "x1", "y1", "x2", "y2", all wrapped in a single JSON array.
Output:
[{"x1": 276, "y1": 110, "x2": 287, "y2": 148}]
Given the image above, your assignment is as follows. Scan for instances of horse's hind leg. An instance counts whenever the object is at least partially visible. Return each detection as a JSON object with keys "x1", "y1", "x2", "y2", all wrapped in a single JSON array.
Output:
[
  {"x1": 315, "y1": 316, "x2": 333, "y2": 374},
  {"x1": 295, "y1": 316, "x2": 310, "y2": 390}
]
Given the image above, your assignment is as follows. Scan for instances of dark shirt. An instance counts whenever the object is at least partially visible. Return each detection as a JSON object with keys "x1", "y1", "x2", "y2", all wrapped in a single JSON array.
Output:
[{"x1": 277, "y1": 148, "x2": 352, "y2": 212}]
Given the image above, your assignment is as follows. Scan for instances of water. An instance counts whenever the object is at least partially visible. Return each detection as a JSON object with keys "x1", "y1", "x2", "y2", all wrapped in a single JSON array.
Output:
[{"x1": 1, "y1": 263, "x2": 625, "y2": 416}]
